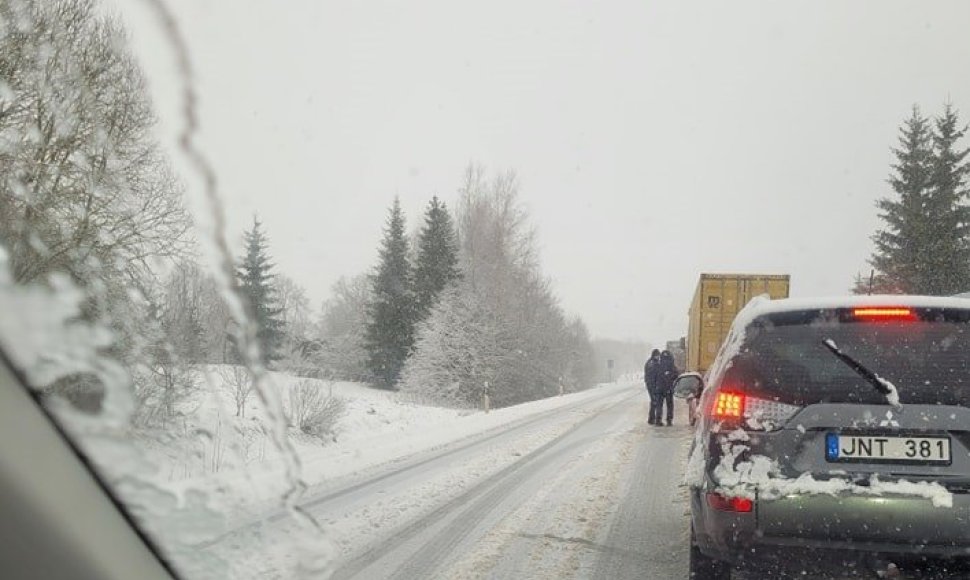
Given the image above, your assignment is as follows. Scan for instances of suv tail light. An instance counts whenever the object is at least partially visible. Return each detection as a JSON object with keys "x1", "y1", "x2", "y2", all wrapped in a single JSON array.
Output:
[
  {"x1": 853, "y1": 307, "x2": 915, "y2": 321},
  {"x1": 712, "y1": 391, "x2": 744, "y2": 419},
  {"x1": 706, "y1": 492, "x2": 753, "y2": 513},
  {"x1": 709, "y1": 388, "x2": 802, "y2": 431}
]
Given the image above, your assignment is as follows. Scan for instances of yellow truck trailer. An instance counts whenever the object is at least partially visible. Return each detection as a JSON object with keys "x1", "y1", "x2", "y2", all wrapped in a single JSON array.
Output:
[{"x1": 686, "y1": 273, "x2": 790, "y2": 374}]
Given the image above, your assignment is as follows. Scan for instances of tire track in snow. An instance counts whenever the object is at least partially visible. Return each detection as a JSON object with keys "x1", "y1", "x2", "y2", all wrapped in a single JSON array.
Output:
[
  {"x1": 195, "y1": 384, "x2": 633, "y2": 551},
  {"x1": 441, "y1": 403, "x2": 640, "y2": 579},
  {"x1": 330, "y1": 391, "x2": 639, "y2": 579},
  {"x1": 592, "y1": 405, "x2": 693, "y2": 580}
]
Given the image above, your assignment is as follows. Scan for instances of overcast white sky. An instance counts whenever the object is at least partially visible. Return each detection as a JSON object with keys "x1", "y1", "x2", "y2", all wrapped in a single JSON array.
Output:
[{"x1": 116, "y1": 0, "x2": 970, "y2": 346}]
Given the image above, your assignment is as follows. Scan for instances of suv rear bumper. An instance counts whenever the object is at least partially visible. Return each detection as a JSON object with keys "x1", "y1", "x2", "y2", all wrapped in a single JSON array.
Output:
[{"x1": 692, "y1": 490, "x2": 970, "y2": 566}]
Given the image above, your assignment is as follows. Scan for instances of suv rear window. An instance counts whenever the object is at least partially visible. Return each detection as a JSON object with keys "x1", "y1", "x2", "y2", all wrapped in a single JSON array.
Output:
[{"x1": 722, "y1": 308, "x2": 970, "y2": 406}]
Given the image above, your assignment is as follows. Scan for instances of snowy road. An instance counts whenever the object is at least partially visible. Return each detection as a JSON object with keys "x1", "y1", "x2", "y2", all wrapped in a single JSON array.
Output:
[
  {"x1": 202, "y1": 383, "x2": 696, "y2": 579},
  {"x1": 208, "y1": 382, "x2": 970, "y2": 580},
  {"x1": 329, "y1": 385, "x2": 694, "y2": 580}
]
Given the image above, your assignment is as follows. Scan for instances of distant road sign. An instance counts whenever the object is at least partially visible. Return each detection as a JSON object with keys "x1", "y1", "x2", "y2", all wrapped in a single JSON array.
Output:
[{"x1": 607, "y1": 359, "x2": 614, "y2": 369}]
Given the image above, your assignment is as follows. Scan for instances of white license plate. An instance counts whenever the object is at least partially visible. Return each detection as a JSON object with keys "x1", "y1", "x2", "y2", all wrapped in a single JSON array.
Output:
[{"x1": 826, "y1": 433, "x2": 951, "y2": 463}]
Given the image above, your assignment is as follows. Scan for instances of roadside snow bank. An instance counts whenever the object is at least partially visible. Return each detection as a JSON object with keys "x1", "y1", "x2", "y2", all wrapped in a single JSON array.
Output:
[
  {"x1": 302, "y1": 380, "x2": 630, "y2": 485},
  {"x1": 152, "y1": 369, "x2": 631, "y2": 522}
]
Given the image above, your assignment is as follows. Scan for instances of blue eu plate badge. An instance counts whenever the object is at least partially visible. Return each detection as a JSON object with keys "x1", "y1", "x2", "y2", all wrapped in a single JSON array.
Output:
[{"x1": 826, "y1": 433, "x2": 839, "y2": 460}]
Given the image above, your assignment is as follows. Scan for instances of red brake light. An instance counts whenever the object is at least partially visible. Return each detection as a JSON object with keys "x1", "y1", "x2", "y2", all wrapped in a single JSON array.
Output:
[
  {"x1": 712, "y1": 391, "x2": 745, "y2": 419},
  {"x1": 706, "y1": 492, "x2": 753, "y2": 513},
  {"x1": 853, "y1": 307, "x2": 915, "y2": 321}
]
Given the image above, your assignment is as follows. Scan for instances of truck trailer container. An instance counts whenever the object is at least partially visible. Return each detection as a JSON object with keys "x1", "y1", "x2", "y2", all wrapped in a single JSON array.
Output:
[{"x1": 686, "y1": 273, "x2": 790, "y2": 374}]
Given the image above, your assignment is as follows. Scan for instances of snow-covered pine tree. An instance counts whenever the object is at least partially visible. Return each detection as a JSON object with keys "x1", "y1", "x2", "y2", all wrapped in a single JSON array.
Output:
[
  {"x1": 869, "y1": 106, "x2": 936, "y2": 294},
  {"x1": 413, "y1": 196, "x2": 461, "y2": 320},
  {"x1": 924, "y1": 103, "x2": 970, "y2": 294},
  {"x1": 237, "y1": 217, "x2": 284, "y2": 364},
  {"x1": 365, "y1": 197, "x2": 416, "y2": 388}
]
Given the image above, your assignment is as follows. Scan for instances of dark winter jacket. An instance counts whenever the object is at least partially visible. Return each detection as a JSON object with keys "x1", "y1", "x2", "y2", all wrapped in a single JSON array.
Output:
[
  {"x1": 644, "y1": 355, "x2": 661, "y2": 390},
  {"x1": 657, "y1": 352, "x2": 679, "y2": 394}
]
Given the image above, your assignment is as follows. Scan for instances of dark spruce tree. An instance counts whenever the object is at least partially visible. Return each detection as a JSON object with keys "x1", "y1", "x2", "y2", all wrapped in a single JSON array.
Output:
[
  {"x1": 365, "y1": 197, "x2": 416, "y2": 388},
  {"x1": 925, "y1": 103, "x2": 970, "y2": 294},
  {"x1": 413, "y1": 196, "x2": 461, "y2": 319},
  {"x1": 868, "y1": 106, "x2": 936, "y2": 294},
  {"x1": 863, "y1": 105, "x2": 970, "y2": 295},
  {"x1": 237, "y1": 217, "x2": 284, "y2": 364}
]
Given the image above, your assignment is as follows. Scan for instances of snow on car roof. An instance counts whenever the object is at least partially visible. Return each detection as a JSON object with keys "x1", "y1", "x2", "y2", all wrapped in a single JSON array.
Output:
[
  {"x1": 702, "y1": 293, "x2": 970, "y2": 389},
  {"x1": 747, "y1": 294, "x2": 970, "y2": 317}
]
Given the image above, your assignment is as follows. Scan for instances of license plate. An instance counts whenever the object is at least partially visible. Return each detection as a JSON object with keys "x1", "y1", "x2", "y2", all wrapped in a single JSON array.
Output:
[{"x1": 826, "y1": 433, "x2": 951, "y2": 464}]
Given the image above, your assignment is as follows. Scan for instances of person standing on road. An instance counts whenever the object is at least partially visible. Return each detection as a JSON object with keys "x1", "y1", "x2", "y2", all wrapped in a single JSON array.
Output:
[
  {"x1": 656, "y1": 350, "x2": 679, "y2": 426},
  {"x1": 644, "y1": 349, "x2": 661, "y2": 425}
]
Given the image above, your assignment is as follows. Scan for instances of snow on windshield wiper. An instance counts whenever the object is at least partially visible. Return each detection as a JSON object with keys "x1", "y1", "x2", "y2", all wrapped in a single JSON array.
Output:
[{"x1": 822, "y1": 339, "x2": 902, "y2": 409}]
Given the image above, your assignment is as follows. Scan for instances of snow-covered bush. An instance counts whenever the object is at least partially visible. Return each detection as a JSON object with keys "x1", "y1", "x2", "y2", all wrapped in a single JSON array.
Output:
[{"x1": 285, "y1": 379, "x2": 346, "y2": 438}]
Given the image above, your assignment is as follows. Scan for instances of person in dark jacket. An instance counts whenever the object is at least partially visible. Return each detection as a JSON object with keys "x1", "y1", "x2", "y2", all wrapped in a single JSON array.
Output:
[
  {"x1": 644, "y1": 349, "x2": 661, "y2": 425},
  {"x1": 656, "y1": 350, "x2": 679, "y2": 426}
]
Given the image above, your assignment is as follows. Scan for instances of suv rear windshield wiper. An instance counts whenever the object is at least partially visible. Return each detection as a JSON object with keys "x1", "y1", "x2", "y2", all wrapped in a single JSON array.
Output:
[{"x1": 822, "y1": 339, "x2": 901, "y2": 408}]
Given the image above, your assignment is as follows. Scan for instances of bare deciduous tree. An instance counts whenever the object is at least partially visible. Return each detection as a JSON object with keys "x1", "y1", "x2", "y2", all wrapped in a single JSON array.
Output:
[
  {"x1": 276, "y1": 274, "x2": 313, "y2": 349},
  {"x1": 130, "y1": 354, "x2": 197, "y2": 426},
  {"x1": 162, "y1": 261, "x2": 234, "y2": 363},
  {"x1": 315, "y1": 274, "x2": 371, "y2": 380},
  {"x1": 0, "y1": 0, "x2": 194, "y2": 416},
  {"x1": 0, "y1": 0, "x2": 191, "y2": 289},
  {"x1": 218, "y1": 365, "x2": 254, "y2": 418}
]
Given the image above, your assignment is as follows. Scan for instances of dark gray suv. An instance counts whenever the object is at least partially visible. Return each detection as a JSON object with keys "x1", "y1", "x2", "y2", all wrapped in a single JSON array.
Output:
[{"x1": 676, "y1": 297, "x2": 970, "y2": 579}]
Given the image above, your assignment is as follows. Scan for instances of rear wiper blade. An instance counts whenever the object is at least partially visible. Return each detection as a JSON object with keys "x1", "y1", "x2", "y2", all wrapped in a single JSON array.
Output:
[{"x1": 821, "y1": 339, "x2": 901, "y2": 408}]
